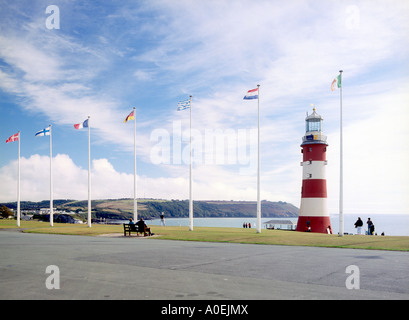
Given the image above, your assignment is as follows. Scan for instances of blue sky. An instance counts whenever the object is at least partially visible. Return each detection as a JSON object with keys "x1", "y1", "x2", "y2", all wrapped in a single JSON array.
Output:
[{"x1": 1, "y1": 0, "x2": 408, "y2": 215}]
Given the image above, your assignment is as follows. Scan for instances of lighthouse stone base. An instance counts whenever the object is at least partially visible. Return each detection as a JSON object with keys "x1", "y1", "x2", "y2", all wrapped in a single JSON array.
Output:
[{"x1": 295, "y1": 216, "x2": 332, "y2": 234}]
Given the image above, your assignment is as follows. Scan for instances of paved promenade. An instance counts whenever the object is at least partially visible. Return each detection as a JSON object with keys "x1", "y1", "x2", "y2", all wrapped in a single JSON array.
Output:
[{"x1": 1, "y1": 230, "x2": 408, "y2": 300}]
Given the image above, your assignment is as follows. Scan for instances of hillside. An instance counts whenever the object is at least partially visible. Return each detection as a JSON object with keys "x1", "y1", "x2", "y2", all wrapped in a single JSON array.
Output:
[{"x1": 1, "y1": 199, "x2": 299, "y2": 221}]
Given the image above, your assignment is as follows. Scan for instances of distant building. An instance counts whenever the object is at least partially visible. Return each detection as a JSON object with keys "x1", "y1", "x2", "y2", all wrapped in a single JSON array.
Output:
[
  {"x1": 39, "y1": 208, "x2": 57, "y2": 215},
  {"x1": 263, "y1": 220, "x2": 295, "y2": 230}
]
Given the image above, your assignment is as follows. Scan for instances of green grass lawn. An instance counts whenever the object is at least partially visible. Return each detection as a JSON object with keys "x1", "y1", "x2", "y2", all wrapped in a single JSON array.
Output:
[{"x1": 1, "y1": 220, "x2": 409, "y2": 251}]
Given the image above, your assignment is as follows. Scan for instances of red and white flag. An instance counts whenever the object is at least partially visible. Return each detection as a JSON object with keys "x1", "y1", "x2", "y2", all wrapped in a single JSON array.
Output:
[{"x1": 6, "y1": 132, "x2": 19, "y2": 143}]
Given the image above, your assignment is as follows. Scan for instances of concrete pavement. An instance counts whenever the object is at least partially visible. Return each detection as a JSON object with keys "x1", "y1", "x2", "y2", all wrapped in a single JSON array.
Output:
[{"x1": 1, "y1": 230, "x2": 408, "y2": 300}]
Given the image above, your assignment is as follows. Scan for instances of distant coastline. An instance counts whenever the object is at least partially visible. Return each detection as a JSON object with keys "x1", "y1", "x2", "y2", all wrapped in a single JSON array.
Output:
[{"x1": 1, "y1": 198, "x2": 299, "y2": 222}]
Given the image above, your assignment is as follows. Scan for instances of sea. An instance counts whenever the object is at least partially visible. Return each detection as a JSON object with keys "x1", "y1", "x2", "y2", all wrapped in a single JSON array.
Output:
[{"x1": 113, "y1": 214, "x2": 409, "y2": 236}]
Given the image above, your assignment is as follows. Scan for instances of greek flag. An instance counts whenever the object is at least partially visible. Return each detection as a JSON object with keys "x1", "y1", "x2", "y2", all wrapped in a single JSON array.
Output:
[{"x1": 176, "y1": 99, "x2": 191, "y2": 111}]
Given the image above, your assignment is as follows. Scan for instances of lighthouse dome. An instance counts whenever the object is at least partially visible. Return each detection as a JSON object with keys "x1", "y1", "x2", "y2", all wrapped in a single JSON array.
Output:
[
  {"x1": 302, "y1": 108, "x2": 327, "y2": 145},
  {"x1": 306, "y1": 108, "x2": 323, "y2": 121},
  {"x1": 305, "y1": 108, "x2": 323, "y2": 132}
]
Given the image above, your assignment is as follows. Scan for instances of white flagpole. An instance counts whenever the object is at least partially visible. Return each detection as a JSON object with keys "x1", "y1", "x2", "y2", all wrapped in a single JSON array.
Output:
[
  {"x1": 87, "y1": 116, "x2": 92, "y2": 227},
  {"x1": 189, "y1": 95, "x2": 193, "y2": 231},
  {"x1": 17, "y1": 131, "x2": 21, "y2": 227},
  {"x1": 133, "y1": 107, "x2": 137, "y2": 222},
  {"x1": 49, "y1": 124, "x2": 53, "y2": 227},
  {"x1": 339, "y1": 70, "x2": 344, "y2": 237},
  {"x1": 256, "y1": 84, "x2": 261, "y2": 233}
]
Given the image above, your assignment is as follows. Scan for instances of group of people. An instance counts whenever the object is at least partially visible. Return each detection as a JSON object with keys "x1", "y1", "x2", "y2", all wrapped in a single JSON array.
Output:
[
  {"x1": 128, "y1": 217, "x2": 152, "y2": 236},
  {"x1": 242, "y1": 222, "x2": 252, "y2": 228},
  {"x1": 127, "y1": 212, "x2": 167, "y2": 236},
  {"x1": 129, "y1": 215, "x2": 381, "y2": 236},
  {"x1": 354, "y1": 217, "x2": 381, "y2": 235}
]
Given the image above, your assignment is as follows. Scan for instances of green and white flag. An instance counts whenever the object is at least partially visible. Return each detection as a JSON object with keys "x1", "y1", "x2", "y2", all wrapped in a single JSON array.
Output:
[{"x1": 331, "y1": 73, "x2": 342, "y2": 91}]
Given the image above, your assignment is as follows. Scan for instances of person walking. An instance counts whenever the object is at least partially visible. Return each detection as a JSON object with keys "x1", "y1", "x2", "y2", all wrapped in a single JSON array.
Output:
[
  {"x1": 354, "y1": 217, "x2": 363, "y2": 235},
  {"x1": 160, "y1": 212, "x2": 166, "y2": 226}
]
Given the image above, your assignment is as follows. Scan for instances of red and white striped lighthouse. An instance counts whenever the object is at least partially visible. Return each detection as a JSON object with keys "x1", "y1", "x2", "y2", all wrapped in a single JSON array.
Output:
[{"x1": 296, "y1": 108, "x2": 332, "y2": 234}]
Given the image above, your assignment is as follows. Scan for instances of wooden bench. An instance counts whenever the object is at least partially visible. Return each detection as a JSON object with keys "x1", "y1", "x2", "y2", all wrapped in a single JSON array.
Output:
[
  {"x1": 123, "y1": 223, "x2": 139, "y2": 236},
  {"x1": 123, "y1": 223, "x2": 152, "y2": 237}
]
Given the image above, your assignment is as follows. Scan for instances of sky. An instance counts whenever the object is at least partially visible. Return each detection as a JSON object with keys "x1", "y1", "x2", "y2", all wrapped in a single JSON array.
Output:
[{"x1": 1, "y1": 0, "x2": 408, "y2": 215}]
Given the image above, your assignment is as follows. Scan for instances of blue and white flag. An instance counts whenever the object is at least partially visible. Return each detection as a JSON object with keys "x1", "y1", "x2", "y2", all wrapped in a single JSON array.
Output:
[
  {"x1": 176, "y1": 99, "x2": 191, "y2": 111},
  {"x1": 243, "y1": 88, "x2": 259, "y2": 100},
  {"x1": 35, "y1": 127, "x2": 51, "y2": 137}
]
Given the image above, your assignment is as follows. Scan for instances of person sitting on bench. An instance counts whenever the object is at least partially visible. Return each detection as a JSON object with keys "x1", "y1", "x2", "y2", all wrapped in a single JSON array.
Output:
[{"x1": 136, "y1": 218, "x2": 151, "y2": 236}]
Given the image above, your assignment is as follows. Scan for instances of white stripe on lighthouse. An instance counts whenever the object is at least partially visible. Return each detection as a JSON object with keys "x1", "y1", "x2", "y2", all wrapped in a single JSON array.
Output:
[
  {"x1": 302, "y1": 160, "x2": 327, "y2": 180},
  {"x1": 299, "y1": 198, "x2": 329, "y2": 217}
]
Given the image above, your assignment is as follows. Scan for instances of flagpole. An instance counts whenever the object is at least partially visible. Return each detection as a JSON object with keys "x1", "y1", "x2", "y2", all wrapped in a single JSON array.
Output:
[
  {"x1": 189, "y1": 95, "x2": 193, "y2": 231},
  {"x1": 17, "y1": 131, "x2": 21, "y2": 227},
  {"x1": 49, "y1": 124, "x2": 53, "y2": 227},
  {"x1": 339, "y1": 70, "x2": 344, "y2": 237},
  {"x1": 256, "y1": 85, "x2": 261, "y2": 233},
  {"x1": 133, "y1": 107, "x2": 137, "y2": 222},
  {"x1": 87, "y1": 116, "x2": 92, "y2": 227}
]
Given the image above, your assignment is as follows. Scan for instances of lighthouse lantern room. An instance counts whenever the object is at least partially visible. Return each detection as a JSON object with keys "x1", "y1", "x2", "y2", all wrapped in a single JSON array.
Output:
[{"x1": 296, "y1": 108, "x2": 332, "y2": 234}]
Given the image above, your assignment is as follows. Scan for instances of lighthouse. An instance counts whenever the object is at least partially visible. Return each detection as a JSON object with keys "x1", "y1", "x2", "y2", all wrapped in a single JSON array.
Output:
[{"x1": 296, "y1": 108, "x2": 332, "y2": 234}]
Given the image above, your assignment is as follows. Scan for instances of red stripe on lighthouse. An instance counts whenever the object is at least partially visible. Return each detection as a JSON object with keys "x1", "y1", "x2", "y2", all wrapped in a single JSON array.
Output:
[
  {"x1": 302, "y1": 144, "x2": 327, "y2": 161},
  {"x1": 295, "y1": 216, "x2": 332, "y2": 233},
  {"x1": 301, "y1": 179, "x2": 327, "y2": 198}
]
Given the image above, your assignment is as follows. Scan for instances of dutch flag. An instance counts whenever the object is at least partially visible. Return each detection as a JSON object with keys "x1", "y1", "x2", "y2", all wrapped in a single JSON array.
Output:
[{"x1": 243, "y1": 88, "x2": 259, "y2": 100}]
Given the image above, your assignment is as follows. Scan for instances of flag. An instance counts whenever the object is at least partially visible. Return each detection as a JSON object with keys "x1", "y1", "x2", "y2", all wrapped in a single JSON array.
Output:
[
  {"x1": 124, "y1": 110, "x2": 135, "y2": 123},
  {"x1": 177, "y1": 99, "x2": 191, "y2": 111},
  {"x1": 6, "y1": 132, "x2": 19, "y2": 143},
  {"x1": 243, "y1": 88, "x2": 259, "y2": 100},
  {"x1": 74, "y1": 119, "x2": 89, "y2": 130},
  {"x1": 35, "y1": 128, "x2": 50, "y2": 137},
  {"x1": 331, "y1": 74, "x2": 342, "y2": 91}
]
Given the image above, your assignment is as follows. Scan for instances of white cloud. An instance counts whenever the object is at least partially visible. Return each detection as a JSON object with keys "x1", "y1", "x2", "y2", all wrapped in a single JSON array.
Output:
[
  {"x1": 0, "y1": 36, "x2": 61, "y2": 82},
  {"x1": 0, "y1": 155, "x2": 130, "y2": 201},
  {"x1": 133, "y1": 70, "x2": 155, "y2": 81},
  {"x1": 0, "y1": 154, "x2": 86, "y2": 202},
  {"x1": 0, "y1": 153, "x2": 259, "y2": 203}
]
